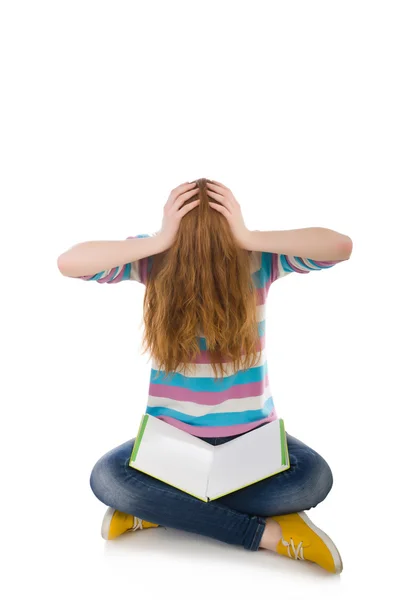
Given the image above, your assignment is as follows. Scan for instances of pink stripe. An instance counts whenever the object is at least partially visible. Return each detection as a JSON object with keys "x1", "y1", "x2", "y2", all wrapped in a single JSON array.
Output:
[
  {"x1": 156, "y1": 410, "x2": 278, "y2": 438},
  {"x1": 140, "y1": 256, "x2": 149, "y2": 284},
  {"x1": 285, "y1": 255, "x2": 308, "y2": 274},
  {"x1": 149, "y1": 379, "x2": 269, "y2": 406},
  {"x1": 107, "y1": 265, "x2": 127, "y2": 283},
  {"x1": 256, "y1": 285, "x2": 266, "y2": 304},
  {"x1": 80, "y1": 265, "x2": 126, "y2": 283},
  {"x1": 271, "y1": 252, "x2": 279, "y2": 283},
  {"x1": 312, "y1": 260, "x2": 341, "y2": 266}
]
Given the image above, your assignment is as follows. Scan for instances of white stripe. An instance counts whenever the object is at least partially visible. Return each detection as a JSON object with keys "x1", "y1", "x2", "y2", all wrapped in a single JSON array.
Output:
[
  {"x1": 152, "y1": 349, "x2": 267, "y2": 378},
  {"x1": 289, "y1": 256, "x2": 320, "y2": 271},
  {"x1": 304, "y1": 258, "x2": 323, "y2": 270},
  {"x1": 279, "y1": 255, "x2": 323, "y2": 276},
  {"x1": 257, "y1": 303, "x2": 265, "y2": 320},
  {"x1": 97, "y1": 265, "x2": 123, "y2": 281},
  {"x1": 129, "y1": 262, "x2": 142, "y2": 282},
  {"x1": 147, "y1": 388, "x2": 273, "y2": 417},
  {"x1": 99, "y1": 263, "x2": 139, "y2": 282}
]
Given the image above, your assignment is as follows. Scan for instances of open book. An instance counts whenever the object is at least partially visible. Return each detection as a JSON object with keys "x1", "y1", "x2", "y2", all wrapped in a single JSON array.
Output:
[{"x1": 129, "y1": 414, "x2": 290, "y2": 502}]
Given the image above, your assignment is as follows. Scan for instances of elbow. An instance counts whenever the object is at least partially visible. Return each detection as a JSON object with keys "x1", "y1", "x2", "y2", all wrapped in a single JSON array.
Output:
[
  {"x1": 318, "y1": 228, "x2": 353, "y2": 261},
  {"x1": 57, "y1": 253, "x2": 78, "y2": 277},
  {"x1": 57, "y1": 254, "x2": 69, "y2": 276},
  {"x1": 337, "y1": 235, "x2": 353, "y2": 261}
]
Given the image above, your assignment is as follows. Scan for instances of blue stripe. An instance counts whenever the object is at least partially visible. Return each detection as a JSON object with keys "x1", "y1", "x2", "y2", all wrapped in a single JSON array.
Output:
[
  {"x1": 122, "y1": 262, "x2": 131, "y2": 280},
  {"x1": 280, "y1": 254, "x2": 295, "y2": 273},
  {"x1": 281, "y1": 255, "x2": 329, "y2": 272},
  {"x1": 150, "y1": 362, "x2": 268, "y2": 391},
  {"x1": 148, "y1": 255, "x2": 153, "y2": 276},
  {"x1": 258, "y1": 319, "x2": 266, "y2": 337},
  {"x1": 247, "y1": 252, "x2": 273, "y2": 288},
  {"x1": 294, "y1": 256, "x2": 311, "y2": 270},
  {"x1": 260, "y1": 252, "x2": 273, "y2": 282},
  {"x1": 89, "y1": 270, "x2": 106, "y2": 281},
  {"x1": 86, "y1": 263, "x2": 131, "y2": 282},
  {"x1": 306, "y1": 258, "x2": 320, "y2": 268},
  {"x1": 147, "y1": 397, "x2": 275, "y2": 426},
  {"x1": 197, "y1": 336, "x2": 207, "y2": 352}
]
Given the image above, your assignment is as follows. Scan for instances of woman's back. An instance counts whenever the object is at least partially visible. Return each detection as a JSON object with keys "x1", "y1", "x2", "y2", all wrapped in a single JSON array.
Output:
[{"x1": 77, "y1": 232, "x2": 341, "y2": 438}]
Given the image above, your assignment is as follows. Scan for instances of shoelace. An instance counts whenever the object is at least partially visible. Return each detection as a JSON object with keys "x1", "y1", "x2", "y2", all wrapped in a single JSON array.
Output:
[
  {"x1": 282, "y1": 537, "x2": 305, "y2": 560},
  {"x1": 132, "y1": 517, "x2": 144, "y2": 531}
]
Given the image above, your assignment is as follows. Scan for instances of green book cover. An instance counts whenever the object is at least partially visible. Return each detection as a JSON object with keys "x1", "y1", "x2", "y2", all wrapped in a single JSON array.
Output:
[{"x1": 130, "y1": 414, "x2": 149, "y2": 463}]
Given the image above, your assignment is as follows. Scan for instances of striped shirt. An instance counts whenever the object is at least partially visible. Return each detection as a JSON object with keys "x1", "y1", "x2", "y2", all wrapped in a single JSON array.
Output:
[{"x1": 80, "y1": 233, "x2": 342, "y2": 437}]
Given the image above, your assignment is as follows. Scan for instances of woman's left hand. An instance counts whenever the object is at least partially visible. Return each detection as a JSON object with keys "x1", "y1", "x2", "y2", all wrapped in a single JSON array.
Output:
[{"x1": 207, "y1": 180, "x2": 251, "y2": 249}]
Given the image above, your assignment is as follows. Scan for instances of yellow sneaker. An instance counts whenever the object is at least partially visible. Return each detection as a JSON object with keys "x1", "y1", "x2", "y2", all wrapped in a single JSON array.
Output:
[
  {"x1": 101, "y1": 507, "x2": 159, "y2": 540},
  {"x1": 271, "y1": 512, "x2": 343, "y2": 574}
]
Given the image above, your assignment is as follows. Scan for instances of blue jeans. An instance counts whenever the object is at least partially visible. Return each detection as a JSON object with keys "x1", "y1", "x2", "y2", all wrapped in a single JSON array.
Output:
[{"x1": 90, "y1": 426, "x2": 333, "y2": 551}]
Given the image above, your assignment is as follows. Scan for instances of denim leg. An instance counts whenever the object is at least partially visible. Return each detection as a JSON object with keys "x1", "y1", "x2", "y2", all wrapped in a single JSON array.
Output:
[
  {"x1": 216, "y1": 433, "x2": 334, "y2": 521},
  {"x1": 89, "y1": 438, "x2": 265, "y2": 551}
]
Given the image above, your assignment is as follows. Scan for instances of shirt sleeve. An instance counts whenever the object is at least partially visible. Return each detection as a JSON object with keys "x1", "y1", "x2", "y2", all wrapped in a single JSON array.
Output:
[
  {"x1": 78, "y1": 233, "x2": 154, "y2": 285},
  {"x1": 270, "y1": 253, "x2": 343, "y2": 282},
  {"x1": 254, "y1": 251, "x2": 344, "y2": 286}
]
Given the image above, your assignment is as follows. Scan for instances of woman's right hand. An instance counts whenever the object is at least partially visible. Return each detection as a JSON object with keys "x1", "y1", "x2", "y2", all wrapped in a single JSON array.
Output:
[{"x1": 157, "y1": 182, "x2": 200, "y2": 251}]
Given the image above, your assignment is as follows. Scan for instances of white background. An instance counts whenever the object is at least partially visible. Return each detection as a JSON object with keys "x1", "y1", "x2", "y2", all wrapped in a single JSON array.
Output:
[{"x1": 1, "y1": 1, "x2": 396, "y2": 598}]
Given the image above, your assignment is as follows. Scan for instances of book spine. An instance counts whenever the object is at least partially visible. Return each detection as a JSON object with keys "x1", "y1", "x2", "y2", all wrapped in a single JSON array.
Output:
[
  {"x1": 130, "y1": 414, "x2": 149, "y2": 462},
  {"x1": 279, "y1": 419, "x2": 287, "y2": 466}
]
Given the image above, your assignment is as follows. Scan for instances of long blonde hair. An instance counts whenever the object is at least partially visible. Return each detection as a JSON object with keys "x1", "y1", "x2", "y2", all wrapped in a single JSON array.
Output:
[{"x1": 140, "y1": 178, "x2": 262, "y2": 381}]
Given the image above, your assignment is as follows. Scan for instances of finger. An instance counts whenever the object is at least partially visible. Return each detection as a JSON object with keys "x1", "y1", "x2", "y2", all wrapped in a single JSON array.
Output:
[
  {"x1": 178, "y1": 199, "x2": 200, "y2": 218},
  {"x1": 208, "y1": 201, "x2": 231, "y2": 217},
  {"x1": 208, "y1": 183, "x2": 238, "y2": 208},
  {"x1": 206, "y1": 189, "x2": 224, "y2": 201},
  {"x1": 180, "y1": 182, "x2": 197, "y2": 191},
  {"x1": 168, "y1": 182, "x2": 197, "y2": 205},
  {"x1": 208, "y1": 179, "x2": 228, "y2": 189},
  {"x1": 207, "y1": 181, "x2": 227, "y2": 192},
  {"x1": 207, "y1": 189, "x2": 232, "y2": 209},
  {"x1": 207, "y1": 182, "x2": 234, "y2": 203},
  {"x1": 178, "y1": 181, "x2": 197, "y2": 188},
  {"x1": 174, "y1": 187, "x2": 199, "y2": 210},
  {"x1": 177, "y1": 184, "x2": 198, "y2": 198}
]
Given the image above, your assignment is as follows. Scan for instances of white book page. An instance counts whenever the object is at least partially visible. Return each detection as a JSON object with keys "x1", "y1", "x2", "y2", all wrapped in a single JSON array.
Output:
[
  {"x1": 207, "y1": 419, "x2": 284, "y2": 500},
  {"x1": 131, "y1": 415, "x2": 214, "y2": 500}
]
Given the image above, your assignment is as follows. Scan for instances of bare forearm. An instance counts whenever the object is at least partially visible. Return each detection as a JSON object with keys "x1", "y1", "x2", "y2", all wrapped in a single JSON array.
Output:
[
  {"x1": 245, "y1": 227, "x2": 353, "y2": 261},
  {"x1": 57, "y1": 234, "x2": 166, "y2": 278}
]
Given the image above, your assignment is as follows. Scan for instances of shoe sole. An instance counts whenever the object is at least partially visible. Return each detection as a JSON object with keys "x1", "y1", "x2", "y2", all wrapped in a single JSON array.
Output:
[
  {"x1": 101, "y1": 507, "x2": 116, "y2": 540},
  {"x1": 297, "y1": 511, "x2": 343, "y2": 574}
]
